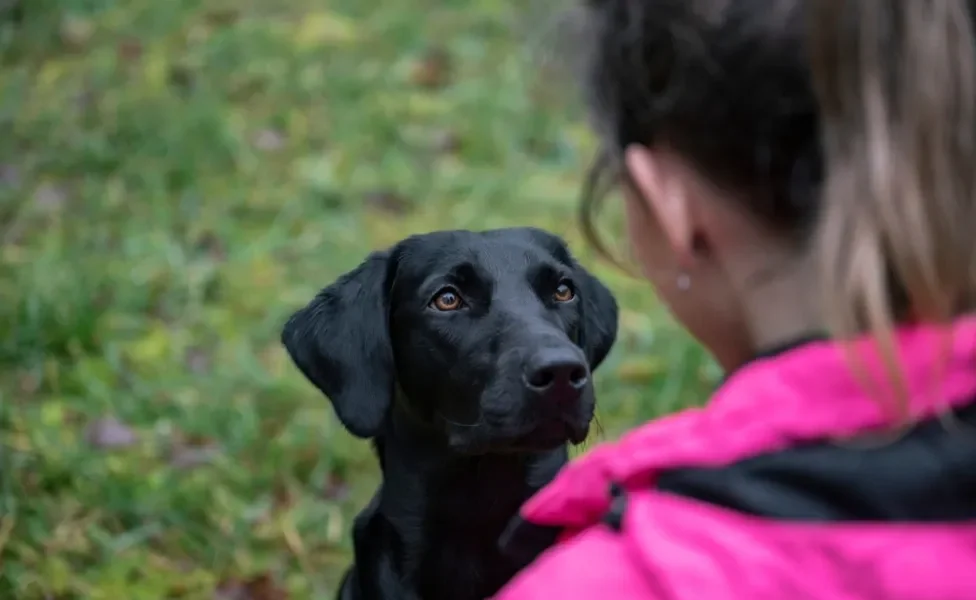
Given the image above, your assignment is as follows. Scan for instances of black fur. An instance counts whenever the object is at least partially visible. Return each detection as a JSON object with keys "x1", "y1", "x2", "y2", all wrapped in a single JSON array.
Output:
[{"x1": 282, "y1": 227, "x2": 619, "y2": 600}]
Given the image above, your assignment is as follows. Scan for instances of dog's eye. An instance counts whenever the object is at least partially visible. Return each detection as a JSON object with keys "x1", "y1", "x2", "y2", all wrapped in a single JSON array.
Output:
[
  {"x1": 430, "y1": 288, "x2": 464, "y2": 311},
  {"x1": 553, "y1": 281, "x2": 575, "y2": 303}
]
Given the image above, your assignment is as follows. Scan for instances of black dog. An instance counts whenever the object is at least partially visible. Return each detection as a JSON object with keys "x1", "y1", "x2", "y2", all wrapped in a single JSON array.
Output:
[{"x1": 281, "y1": 227, "x2": 618, "y2": 600}]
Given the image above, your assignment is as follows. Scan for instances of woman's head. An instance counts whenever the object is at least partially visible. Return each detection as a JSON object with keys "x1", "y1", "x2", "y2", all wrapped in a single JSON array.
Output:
[{"x1": 567, "y1": 0, "x2": 976, "y2": 373}]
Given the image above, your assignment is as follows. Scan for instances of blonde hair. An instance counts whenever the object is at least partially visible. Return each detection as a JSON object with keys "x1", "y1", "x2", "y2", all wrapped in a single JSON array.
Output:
[
  {"x1": 565, "y1": 0, "x2": 976, "y2": 409},
  {"x1": 810, "y1": 0, "x2": 976, "y2": 409}
]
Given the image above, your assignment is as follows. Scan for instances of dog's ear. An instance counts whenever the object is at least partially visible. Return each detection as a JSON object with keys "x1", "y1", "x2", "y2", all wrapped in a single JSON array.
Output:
[
  {"x1": 281, "y1": 251, "x2": 394, "y2": 438},
  {"x1": 574, "y1": 261, "x2": 619, "y2": 370}
]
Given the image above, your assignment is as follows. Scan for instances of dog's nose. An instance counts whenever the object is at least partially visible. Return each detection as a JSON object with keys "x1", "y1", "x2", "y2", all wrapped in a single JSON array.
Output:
[{"x1": 523, "y1": 348, "x2": 589, "y2": 395}]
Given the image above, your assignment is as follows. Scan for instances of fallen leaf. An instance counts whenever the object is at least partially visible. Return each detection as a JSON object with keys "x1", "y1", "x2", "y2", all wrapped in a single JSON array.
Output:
[
  {"x1": 126, "y1": 321, "x2": 174, "y2": 366},
  {"x1": 430, "y1": 128, "x2": 461, "y2": 154},
  {"x1": 32, "y1": 183, "x2": 68, "y2": 212},
  {"x1": 616, "y1": 359, "x2": 666, "y2": 384},
  {"x1": 203, "y1": 7, "x2": 240, "y2": 27},
  {"x1": 408, "y1": 47, "x2": 453, "y2": 89},
  {"x1": 251, "y1": 129, "x2": 286, "y2": 152},
  {"x1": 117, "y1": 38, "x2": 143, "y2": 62},
  {"x1": 184, "y1": 346, "x2": 212, "y2": 375},
  {"x1": 363, "y1": 189, "x2": 412, "y2": 215},
  {"x1": 195, "y1": 231, "x2": 227, "y2": 262},
  {"x1": 74, "y1": 86, "x2": 97, "y2": 112},
  {"x1": 272, "y1": 481, "x2": 294, "y2": 511},
  {"x1": 0, "y1": 164, "x2": 20, "y2": 189},
  {"x1": 325, "y1": 505, "x2": 344, "y2": 544},
  {"x1": 322, "y1": 471, "x2": 350, "y2": 502},
  {"x1": 169, "y1": 443, "x2": 221, "y2": 470},
  {"x1": 59, "y1": 16, "x2": 94, "y2": 52},
  {"x1": 85, "y1": 416, "x2": 139, "y2": 449},
  {"x1": 18, "y1": 371, "x2": 40, "y2": 395},
  {"x1": 169, "y1": 428, "x2": 214, "y2": 447},
  {"x1": 214, "y1": 580, "x2": 249, "y2": 600},
  {"x1": 215, "y1": 573, "x2": 288, "y2": 600},
  {"x1": 167, "y1": 428, "x2": 221, "y2": 470}
]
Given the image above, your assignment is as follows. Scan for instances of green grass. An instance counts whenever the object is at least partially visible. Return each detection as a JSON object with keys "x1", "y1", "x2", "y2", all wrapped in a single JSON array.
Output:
[{"x1": 0, "y1": 0, "x2": 718, "y2": 597}]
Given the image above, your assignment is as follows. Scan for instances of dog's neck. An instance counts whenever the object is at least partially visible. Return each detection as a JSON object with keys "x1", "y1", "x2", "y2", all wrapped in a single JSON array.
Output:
[{"x1": 366, "y1": 404, "x2": 566, "y2": 599}]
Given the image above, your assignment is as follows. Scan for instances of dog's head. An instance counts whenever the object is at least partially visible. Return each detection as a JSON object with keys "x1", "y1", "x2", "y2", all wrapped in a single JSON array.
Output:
[{"x1": 281, "y1": 227, "x2": 619, "y2": 453}]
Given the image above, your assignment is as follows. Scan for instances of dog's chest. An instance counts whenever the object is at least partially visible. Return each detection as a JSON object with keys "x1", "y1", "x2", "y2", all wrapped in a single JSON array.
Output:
[
  {"x1": 415, "y1": 530, "x2": 522, "y2": 600},
  {"x1": 412, "y1": 484, "x2": 529, "y2": 599}
]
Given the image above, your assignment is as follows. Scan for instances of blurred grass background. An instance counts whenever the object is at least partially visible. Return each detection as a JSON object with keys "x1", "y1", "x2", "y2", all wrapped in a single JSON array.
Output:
[{"x1": 0, "y1": 0, "x2": 718, "y2": 597}]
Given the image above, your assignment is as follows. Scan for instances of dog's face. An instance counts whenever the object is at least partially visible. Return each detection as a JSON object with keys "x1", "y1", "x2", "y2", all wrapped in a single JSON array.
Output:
[{"x1": 281, "y1": 227, "x2": 619, "y2": 453}]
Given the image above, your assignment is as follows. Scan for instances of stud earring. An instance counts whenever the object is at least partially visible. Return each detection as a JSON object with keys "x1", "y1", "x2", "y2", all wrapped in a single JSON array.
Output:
[{"x1": 676, "y1": 273, "x2": 691, "y2": 291}]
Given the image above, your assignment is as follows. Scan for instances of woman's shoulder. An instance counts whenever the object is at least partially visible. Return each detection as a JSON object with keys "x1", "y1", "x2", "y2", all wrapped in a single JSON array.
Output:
[{"x1": 497, "y1": 488, "x2": 976, "y2": 600}]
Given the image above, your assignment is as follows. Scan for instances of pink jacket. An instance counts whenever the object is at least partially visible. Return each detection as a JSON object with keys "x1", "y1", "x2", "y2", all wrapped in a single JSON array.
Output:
[{"x1": 495, "y1": 319, "x2": 976, "y2": 599}]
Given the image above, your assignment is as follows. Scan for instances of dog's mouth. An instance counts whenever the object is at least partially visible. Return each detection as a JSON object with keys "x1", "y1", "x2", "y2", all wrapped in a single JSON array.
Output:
[
  {"x1": 499, "y1": 420, "x2": 590, "y2": 453},
  {"x1": 446, "y1": 419, "x2": 589, "y2": 455},
  {"x1": 440, "y1": 393, "x2": 594, "y2": 454}
]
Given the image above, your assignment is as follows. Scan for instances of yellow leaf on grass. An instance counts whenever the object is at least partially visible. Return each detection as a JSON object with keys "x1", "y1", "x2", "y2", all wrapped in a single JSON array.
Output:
[
  {"x1": 142, "y1": 47, "x2": 170, "y2": 92},
  {"x1": 40, "y1": 402, "x2": 65, "y2": 427},
  {"x1": 294, "y1": 11, "x2": 359, "y2": 47},
  {"x1": 39, "y1": 555, "x2": 73, "y2": 593},
  {"x1": 619, "y1": 310, "x2": 655, "y2": 334},
  {"x1": 616, "y1": 358, "x2": 666, "y2": 384},
  {"x1": 126, "y1": 322, "x2": 173, "y2": 367},
  {"x1": 36, "y1": 61, "x2": 67, "y2": 92}
]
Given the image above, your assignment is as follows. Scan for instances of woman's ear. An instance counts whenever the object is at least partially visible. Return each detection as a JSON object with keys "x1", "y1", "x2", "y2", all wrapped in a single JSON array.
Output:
[{"x1": 624, "y1": 145, "x2": 697, "y2": 268}]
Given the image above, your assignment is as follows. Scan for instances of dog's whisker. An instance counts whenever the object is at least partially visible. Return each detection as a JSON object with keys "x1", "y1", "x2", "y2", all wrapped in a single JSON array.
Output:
[{"x1": 593, "y1": 414, "x2": 606, "y2": 440}]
